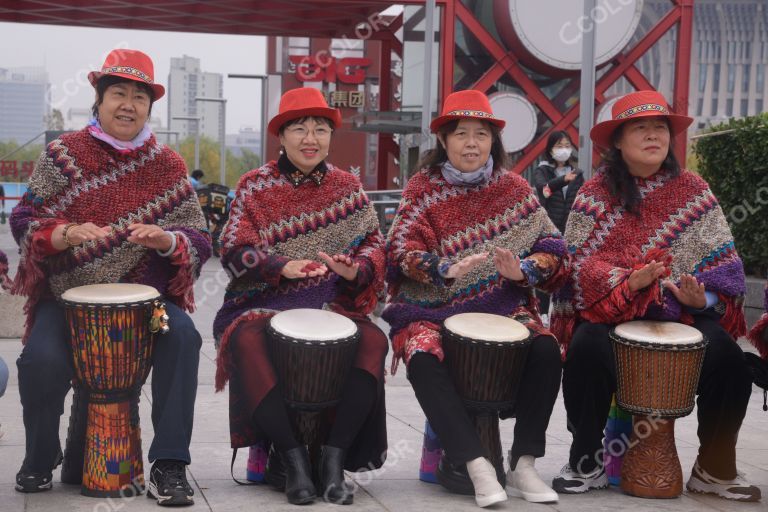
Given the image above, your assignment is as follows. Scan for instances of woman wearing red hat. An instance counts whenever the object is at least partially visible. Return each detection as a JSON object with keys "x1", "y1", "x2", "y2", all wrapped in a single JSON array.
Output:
[
  {"x1": 383, "y1": 90, "x2": 565, "y2": 507},
  {"x1": 550, "y1": 90, "x2": 761, "y2": 502},
  {"x1": 11, "y1": 49, "x2": 211, "y2": 506},
  {"x1": 213, "y1": 87, "x2": 388, "y2": 505}
]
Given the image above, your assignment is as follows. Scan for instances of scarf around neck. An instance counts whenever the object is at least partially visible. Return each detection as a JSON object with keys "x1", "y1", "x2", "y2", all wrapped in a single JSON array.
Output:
[
  {"x1": 87, "y1": 117, "x2": 153, "y2": 154},
  {"x1": 440, "y1": 155, "x2": 494, "y2": 186}
]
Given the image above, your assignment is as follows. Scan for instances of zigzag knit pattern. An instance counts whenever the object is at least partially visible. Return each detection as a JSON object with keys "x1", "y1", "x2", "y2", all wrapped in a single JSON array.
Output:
[
  {"x1": 10, "y1": 129, "x2": 211, "y2": 342},
  {"x1": 382, "y1": 166, "x2": 566, "y2": 343},
  {"x1": 213, "y1": 160, "x2": 386, "y2": 387},
  {"x1": 551, "y1": 168, "x2": 747, "y2": 354}
]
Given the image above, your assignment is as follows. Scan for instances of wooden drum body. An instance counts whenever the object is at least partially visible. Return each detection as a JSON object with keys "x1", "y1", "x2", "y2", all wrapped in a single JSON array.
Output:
[
  {"x1": 62, "y1": 283, "x2": 167, "y2": 498},
  {"x1": 266, "y1": 309, "x2": 359, "y2": 451},
  {"x1": 610, "y1": 321, "x2": 707, "y2": 499},
  {"x1": 442, "y1": 313, "x2": 532, "y2": 480}
]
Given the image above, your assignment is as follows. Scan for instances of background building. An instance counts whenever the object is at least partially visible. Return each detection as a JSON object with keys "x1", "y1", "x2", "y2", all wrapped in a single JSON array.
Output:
[
  {"x1": 0, "y1": 67, "x2": 50, "y2": 144},
  {"x1": 167, "y1": 55, "x2": 224, "y2": 142}
]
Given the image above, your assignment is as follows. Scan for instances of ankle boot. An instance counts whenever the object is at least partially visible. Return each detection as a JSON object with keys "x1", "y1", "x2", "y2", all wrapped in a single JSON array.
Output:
[
  {"x1": 466, "y1": 457, "x2": 507, "y2": 508},
  {"x1": 281, "y1": 446, "x2": 316, "y2": 505},
  {"x1": 319, "y1": 445, "x2": 353, "y2": 505},
  {"x1": 265, "y1": 445, "x2": 286, "y2": 491}
]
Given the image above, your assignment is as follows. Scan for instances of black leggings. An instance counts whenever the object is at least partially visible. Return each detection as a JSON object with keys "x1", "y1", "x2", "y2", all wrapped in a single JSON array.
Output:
[
  {"x1": 563, "y1": 316, "x2": 752, "y2": 479},
  {"x1": 407, "y1": 335, "x2": 562, "y2": 469}
]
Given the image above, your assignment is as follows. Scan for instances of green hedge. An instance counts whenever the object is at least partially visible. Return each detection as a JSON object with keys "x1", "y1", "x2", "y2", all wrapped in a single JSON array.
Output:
[{"x1": 694, "y1": 113, "x2": 768, "y2": 276}]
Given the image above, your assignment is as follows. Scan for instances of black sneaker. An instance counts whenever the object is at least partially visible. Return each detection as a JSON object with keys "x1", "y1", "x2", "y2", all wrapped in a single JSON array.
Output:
[
  {"x1": 147, "y1": 460, "x2": 194, "y2": 506},
  {"x1": 436, "y1": 456, "x2": 475, "y2": 496},
  {"x1": 15, "y1": 449, "x2": 63, "y2": 493},
  {"x1": 686, "y1": 459, "x2": 761, "y2": 502},
  {"x1": 551, "y1": 463, "x2": 609, "y2": 494}
]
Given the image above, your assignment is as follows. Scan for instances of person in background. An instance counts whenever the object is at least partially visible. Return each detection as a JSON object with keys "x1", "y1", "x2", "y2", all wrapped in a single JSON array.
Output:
[
  {"x1": 190, "y1": 169, "x2": 205, "y2": 190},
  {"x1": 531, "y1": 131, "x2": 584, "y2": 324}
]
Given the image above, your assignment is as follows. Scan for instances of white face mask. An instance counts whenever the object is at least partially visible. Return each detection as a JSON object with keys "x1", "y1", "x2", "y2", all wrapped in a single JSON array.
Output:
[{"x1": 552, "y1": 147, "x2": 572, "y2": 163}]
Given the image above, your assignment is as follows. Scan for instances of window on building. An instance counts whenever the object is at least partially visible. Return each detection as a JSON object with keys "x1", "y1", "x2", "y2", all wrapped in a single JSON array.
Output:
[
  {"x1": 758, "y1": 64, "x2": 766, "y2": 92},
  {"x1": 698, "y1": 64, "x2": 707, "y2": 92},
  {"x1": 743, "y1": 65, "x2": 751, "y2": 93},
  {"x1": 726, "y1": 98, "x2": 734, "y2": 117},
  {"x1": 727, "y1": 64, "x2": 736, "y2": 92},
  {"x1": 741, "y1": 99, "x2": 749, "y2": 117},
  {"x1": 756, "y1": 99, "x2": 764, "y2": 114},
  {"x1": 697, "y1": 97, "x2": 704, "y2": 116},
  {"x1": 713, "y1": 64, "x2": 720, "y2": 92},
  {"x1": 711, "y1": 98, "x2": 718, "y2": 115}
]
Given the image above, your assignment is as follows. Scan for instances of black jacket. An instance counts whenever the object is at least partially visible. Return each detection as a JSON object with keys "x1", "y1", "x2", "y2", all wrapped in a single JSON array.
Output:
[{"x1": 532, "y1": 162, "x2": 584, "y2": 234}]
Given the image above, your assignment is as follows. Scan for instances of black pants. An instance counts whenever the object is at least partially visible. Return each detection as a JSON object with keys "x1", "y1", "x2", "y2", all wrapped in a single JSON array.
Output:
[
  {"x1": 407, "y1": 335, "x2": 562, "y2": 469},
  {"x1": 17, "y1": 300, "x2": 202, "y2": 473},
  {"x1": 563, "y1": 316, "x2": 752, "y2": 479}
]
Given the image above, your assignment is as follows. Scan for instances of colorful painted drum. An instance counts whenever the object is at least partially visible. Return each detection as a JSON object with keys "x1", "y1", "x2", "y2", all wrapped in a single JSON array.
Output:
[{"x1": 62, "y1": 283, "x2": 168, "y2": 498}]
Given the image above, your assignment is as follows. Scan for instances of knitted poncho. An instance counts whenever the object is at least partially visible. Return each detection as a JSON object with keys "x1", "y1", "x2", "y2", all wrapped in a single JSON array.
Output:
[
  {"x1": 10, "y1": 129, "x2": 211, "y2": 340},
  {"x1": 382, "y1": 166, "x2": 566, "y2": 369},
  {"x1": 213, "y1": 160, "x2": 385, "y2": 390},
  {"x1": 551, "y1": 167, "x2": 747, "y2": 354}
]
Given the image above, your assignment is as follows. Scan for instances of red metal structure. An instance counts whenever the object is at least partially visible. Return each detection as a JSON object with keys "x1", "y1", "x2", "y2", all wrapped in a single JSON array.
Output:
[{"x1": 0, "y1": 0, "x2": 694, "y2": 183}]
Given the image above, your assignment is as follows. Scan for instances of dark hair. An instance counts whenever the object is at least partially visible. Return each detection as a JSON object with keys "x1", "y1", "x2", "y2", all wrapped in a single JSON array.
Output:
[
  {"x1": 544, "y1": 130, "x2": 577, "y2": 167},
  {"x1": 600, "y1": 120, "x2": 680, "y2": 214},
  {"x1": 91, "y1": 75, "x2": 155, "y2": 119},
  {"x1": 416, "y1": 119, "x2": 510, "y2": 172},
  {"x1": 191, "y1": 169, "x2": 204, "y2": 180},
  {"x1": 278, "y1": 116, "x2": 334, "y2": 136}
]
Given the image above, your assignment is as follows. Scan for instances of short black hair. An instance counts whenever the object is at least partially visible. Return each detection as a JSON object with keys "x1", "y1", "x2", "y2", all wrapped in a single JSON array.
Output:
[
  {"x1": 191, "y1": 169, "x2": 204, "y2": 180},
  {"x1": 91, "y1": 75, "x2": 155, "y2": 119},
  {"x1": 544, "y1": 130, "x2": 577, "y2": 166}
]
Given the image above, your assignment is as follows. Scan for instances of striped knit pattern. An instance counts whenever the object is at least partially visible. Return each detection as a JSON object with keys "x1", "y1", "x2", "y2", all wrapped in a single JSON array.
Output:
[
  {"x1": 552, "y1": 168, "x2": 747, "y2": 354},
  {"x1": 213, "y1": 161, "x2": 385, "y2": 390},
  {"x1": 10, "y1": 129, "x2": 211, "y2": 342},
  {"x1": 382, "y1": 166, "x2": 566, "y2": 357}
]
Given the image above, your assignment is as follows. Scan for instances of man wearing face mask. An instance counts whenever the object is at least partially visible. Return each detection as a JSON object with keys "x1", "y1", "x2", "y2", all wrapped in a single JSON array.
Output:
[{"x1": 532, "y1": 131, "x2": 584, "y2": 235}]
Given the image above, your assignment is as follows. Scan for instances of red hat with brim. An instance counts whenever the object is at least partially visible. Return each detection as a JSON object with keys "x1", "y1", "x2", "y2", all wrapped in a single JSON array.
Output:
[
  {"x1": 590, "y1": 90, "x2": 693, "y2": 149},
  {"x1": 268, "y1": 87, "x2": 342, "y2": 137},
  {"x1": 430, "y1": 90, "x2": 506, "y2": 133},
  {"x1": 88, "y1": 49, "x2": 165, "y2": 100}
]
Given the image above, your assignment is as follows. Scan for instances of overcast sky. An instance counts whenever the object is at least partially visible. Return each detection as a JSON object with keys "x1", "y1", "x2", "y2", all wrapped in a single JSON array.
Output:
[{"x1": 0, "y1": 22, "x2": 267, "y2": 134}]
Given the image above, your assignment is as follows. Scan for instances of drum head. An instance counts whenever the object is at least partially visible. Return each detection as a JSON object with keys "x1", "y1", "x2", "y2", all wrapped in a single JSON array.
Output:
[
  {"x1": 613, "y1": 321, "x2": 703, "y2": 345},
  {"x1": 61, "y1": 283, "x2": 160, "y2": 304},
  {"x1": 270, "y1": 309, "x2": 357, "y2": 341},
  {"x1": 444, "y1": 313, "x2": 529, "y2": 343}
]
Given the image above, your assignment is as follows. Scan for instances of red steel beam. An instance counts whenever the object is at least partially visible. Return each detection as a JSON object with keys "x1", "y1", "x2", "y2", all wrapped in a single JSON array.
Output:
[
  {"x1": 673, "y1": 0, "x2": 694, "y2": 161},
  {"x1": 440, "y1": 0, "x2": 456, "y2": 104}
]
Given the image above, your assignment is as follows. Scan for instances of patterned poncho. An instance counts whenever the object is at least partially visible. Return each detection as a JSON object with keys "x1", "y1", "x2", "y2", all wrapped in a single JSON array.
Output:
[
  {"x1": 213, "y1": 160, "x2": 385, "y2": 390},
  {"x1": 10, "y1": 129, "x2": 211, "y2": 341},
  {"x1": 382, "y1": 166, "x2": 567, "y2": 371},
  {"x1": 551, "y1": 167, "x2": 747, "y2": 355}
]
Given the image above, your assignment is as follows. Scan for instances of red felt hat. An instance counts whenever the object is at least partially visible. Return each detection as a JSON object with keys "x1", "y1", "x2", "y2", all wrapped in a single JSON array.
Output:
[
  {"x1": 430, "y1": 90, "x2": 506, "y2": 133},
  {"x1": 88, "y1": 49, "x2": 165, "y2": 100},
  {"x1": 268, "y1": 87, "x2": 342, "y2": 137},
  {"x1": 590, "y1": 90, "x2": 693, "y2": 149}
]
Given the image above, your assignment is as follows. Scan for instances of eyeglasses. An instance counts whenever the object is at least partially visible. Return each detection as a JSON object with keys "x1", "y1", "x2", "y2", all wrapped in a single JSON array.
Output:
[{"x1": 284, "y1": 125, "x2": 333, "y2": 139}]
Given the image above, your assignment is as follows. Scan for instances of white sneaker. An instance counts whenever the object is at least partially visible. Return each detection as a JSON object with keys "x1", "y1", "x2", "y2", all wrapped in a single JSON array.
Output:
[
  {"x1": 686, "y1": 459, "x2": 761, "y2": 502},
  {"x1": 506, "y1": 455, "x2": 558, "y2": 503},
  {"x1": 466, "y1": 457, "x2": 507, "y2": 508},
  {"x1": 551, "y1": 463, "x2": 608, "y2": 494}
]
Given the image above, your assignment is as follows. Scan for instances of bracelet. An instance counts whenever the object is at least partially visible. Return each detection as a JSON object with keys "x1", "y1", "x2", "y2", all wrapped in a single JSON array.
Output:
[{"x1": 62, "y1": 223, "x2": 80, "y2": 247}]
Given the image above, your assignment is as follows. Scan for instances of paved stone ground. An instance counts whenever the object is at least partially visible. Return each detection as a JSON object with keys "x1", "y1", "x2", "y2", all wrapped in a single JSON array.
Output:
[{"x1": 0, "y1": 223, "x2": 766, "y2": 512}]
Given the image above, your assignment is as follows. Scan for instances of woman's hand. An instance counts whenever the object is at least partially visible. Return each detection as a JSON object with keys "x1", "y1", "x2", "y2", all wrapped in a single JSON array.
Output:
[
  {"x1": 445, "y1": 252, "x2": 489, "y2": 280},
  {"x1": 318, "y1": 251, "x2": 359, "y2": 281},
  {"x1": 493, "y1": 248, "x2": 524, "y2": 281},
  {"x1": 127, "y1": 224, "x2": 173, "y2": 252},
  {"x1": 280, "y1": 259, "x2": 328, "y2": 279},
  {"x1": 564, "y1": 171, "x2": 578, "y2": 183},
  {"x1": 663, "y1": 274, "x2": 707, "y2": 309},
  {"x1": 627, "y1": 260, "x2": 667, "y2": 292},
  {"x1": 53, "y1": 222, "x2": 112, "y2": 249}
]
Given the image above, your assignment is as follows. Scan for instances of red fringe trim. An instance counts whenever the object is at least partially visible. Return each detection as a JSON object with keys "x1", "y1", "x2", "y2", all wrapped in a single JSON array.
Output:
[
  {"x1": 720, "y1": 295, "x2": 747, "y2": 341},
  {"x1": 166, "y1": 234, "x2": 196, "y2": 313},
  {"x1": 354, "y1": 282, "x2": 379, "y2": 316},
  {"x1": 0, "y1": 262, "x2": 12, "y2": 292},
  {"x1": 215, "y1": 310, "x2": 275, "y2": 392},
  {"x1": 389, "y1": 320, "x2": 441, "y2": 376},
  {"x1": 748, "y1": 313, "x2": 768, "y2": 360},
  {"x1": 550, "y1": 313, "x2": 576, "y2": 361}
]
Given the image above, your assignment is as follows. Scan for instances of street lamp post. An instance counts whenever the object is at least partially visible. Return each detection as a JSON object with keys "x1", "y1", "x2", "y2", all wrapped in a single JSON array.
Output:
[
  {"x1": 227, "y1": 74, "x2": 268, "y2": 169},
  {"x1": 172, "y1": 115, "x2": 201, "y2": 169},
  {"x1": 196, "y1": 97, "x2": 227, "y2": 186}
]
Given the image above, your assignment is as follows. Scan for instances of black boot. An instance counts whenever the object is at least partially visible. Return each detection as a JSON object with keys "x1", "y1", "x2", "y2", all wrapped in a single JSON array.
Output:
[
  {"x1": 265, "y1": 445, "x2": 286, "y2": 491},
  {"x1": 436, "y1": 455, "x2": 475, "y2": 496},
  {"x1": 319, "y1": 446, "x2": 354, "y2": 505},
  {"x1": 282, "y1": 446, "x2": 316, "y2": 505}
]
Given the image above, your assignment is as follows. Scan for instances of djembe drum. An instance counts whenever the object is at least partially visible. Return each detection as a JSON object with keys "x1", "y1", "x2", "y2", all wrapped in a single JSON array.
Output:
[
  {"x1": 442, "y1": 313, "x2": 532, "y2": 481},
  {"x1": 62, "y1": 284, "x2": 169, "y2": 497},
  {"x1": 610, "y1": 321, "x2": 707, "y2": 498},
  {"x1": 266, "y1": 309, "x2": 359, "y2": 454}
]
